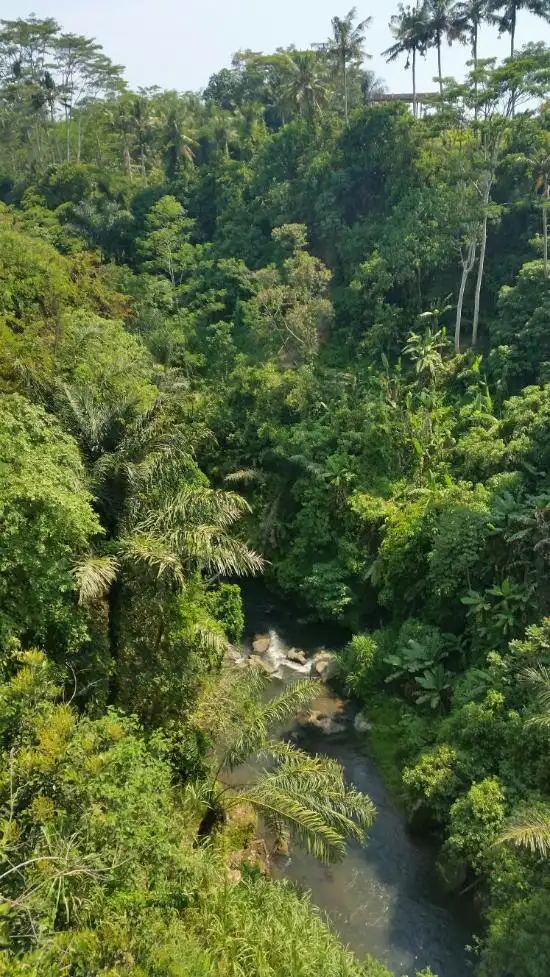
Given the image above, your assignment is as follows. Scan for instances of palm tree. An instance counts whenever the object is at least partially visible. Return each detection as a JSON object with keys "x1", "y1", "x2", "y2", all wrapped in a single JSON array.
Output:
[
  {"x1": 201, "y1": 105, "x2": 240, "y2": 159},
  {"x1": 489, "y1": 0, "x2": 550, "y2": 58},
  {"x1": 383, "y1": 3, "x2": 430, "y2": 118},
  {"x1": 189, "y1": 667, "x2": 375, "y2": 861},
  {"x1": 282, "y1": 51, "x2": 330, "y2": 121},
  {"x1": 496, "y1": 666, "x2": 550, "y2": 857},
  {"x1": 535, "y1": 148, "x2": 550, "y2": 279},
  {"x1": 450, "y1": 0, "x2": 489, "y2": 70},
  {"x1": 163, "y1": 106, "x2": 195, "y2": 177},
  {"x1": 328, "y1": 8, "x2": 372, "y2": 123},
  {"x1": 425, "y1": 0, "x2": 454, "y2": 93},
  {"x1": 361, "y1": 69, "x2": 388, "y2": 103},
  {"x1": 59, "y1": 384, "x2": 263, "y2": 600}
]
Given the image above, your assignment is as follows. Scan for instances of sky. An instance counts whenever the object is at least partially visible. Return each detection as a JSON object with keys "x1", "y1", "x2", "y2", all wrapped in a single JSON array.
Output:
[{"x1": 4, "y1": 1, "x2": 550, "y2": 95}]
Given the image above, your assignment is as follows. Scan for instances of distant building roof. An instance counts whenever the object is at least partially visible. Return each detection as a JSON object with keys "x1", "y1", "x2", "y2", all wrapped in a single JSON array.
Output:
[{"x1": 371, "y1": 92, "x2": 434, "y2": 104}]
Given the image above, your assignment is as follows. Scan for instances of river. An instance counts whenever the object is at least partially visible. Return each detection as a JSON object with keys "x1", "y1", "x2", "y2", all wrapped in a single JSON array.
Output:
[{"x1": 243, "y1": 586, "x2": 477, "y2": 977}]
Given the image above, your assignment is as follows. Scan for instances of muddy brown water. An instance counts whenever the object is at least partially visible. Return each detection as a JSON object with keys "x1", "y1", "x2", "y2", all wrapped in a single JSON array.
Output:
[{"x1": 243, "y1": 587, "x2": 478, "y2": 977}]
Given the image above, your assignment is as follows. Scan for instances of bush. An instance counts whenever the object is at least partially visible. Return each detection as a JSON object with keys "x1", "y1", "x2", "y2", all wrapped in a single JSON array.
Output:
[{"x1": 341, "y1": 633, "x2": 380, "y2": 698}]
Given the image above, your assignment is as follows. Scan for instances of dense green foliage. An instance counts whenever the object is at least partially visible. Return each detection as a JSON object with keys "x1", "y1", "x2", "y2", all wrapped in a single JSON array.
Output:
[{"x1": 3, "y1": 4, "x2": 550, "y2": 975}]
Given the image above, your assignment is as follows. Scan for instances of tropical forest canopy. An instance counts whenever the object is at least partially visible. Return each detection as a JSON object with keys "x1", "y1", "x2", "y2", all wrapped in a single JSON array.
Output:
[{"x1": 2, "y1": 3, "x2": 550, "y2": 976}]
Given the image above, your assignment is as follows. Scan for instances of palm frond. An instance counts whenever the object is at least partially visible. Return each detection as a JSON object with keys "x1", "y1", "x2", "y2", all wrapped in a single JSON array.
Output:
[
  {"x1": 234, "y1": 746, "x2": 375, "y2": 862},
  {"x1": 134, "y1": 487, "x2": 264, "y2": 577},
  {"x1": 237, "y1": 786, "x2": 348, "y2": 861},
  {"x1": 189, "y1": 623, "x2": 228, "y2": 656},
  {"x1": 72, "y1": 555, "x2": 120, "y2": 605},
  {"x1": 262, "y1": 680, "x2": 323, "y2": 728},
  {"x1": 119, "y1": 532, "x2": 186, "y2": 588},
  {"x1": 496, "y1": 808, "x2": 550, "y2": 857},
  {"x1": 524, "y1": 665, "x2": 550, "y2": 727},
  {"x1": 224, "y1": 469, "x2": 263, "y2": 485}
]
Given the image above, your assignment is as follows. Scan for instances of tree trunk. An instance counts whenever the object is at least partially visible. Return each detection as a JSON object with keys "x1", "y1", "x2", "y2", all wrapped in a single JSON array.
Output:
[
  {"x1": 343, "y1": 54, "x2": 348, "y2": 124},
  {"x1": 473, "y1": 27, "x2": 478, "y2": 119},
  {"x1": 472, "y1": 176, "x2": 491, "y2": 346},
  {"x1": 544, "y1": 179, "x2": 549, "y2": 280},
  {"x1": 437, "y1": 37, "x2": 443, "y2": 95},
  {"x1": 455, "y1": 239, "x2": 477, "y2": 353},
  {"x1": 65, "y1": 107, "x2": 71, "y2": 162},
  {"x1": 123, "y1": 144, "x2": 132, "y2": 181},
  {"x1": 412, "y1": 48, "x2": 417, "y2": 119},
  {"x1": 510, "y1": 5, "x2": 517, "y2": 115}
]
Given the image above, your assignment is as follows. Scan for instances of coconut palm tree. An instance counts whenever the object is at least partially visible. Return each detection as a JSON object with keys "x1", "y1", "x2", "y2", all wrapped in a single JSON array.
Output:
[
  {"x1": 383, "y1": 3, "x2": 430, "y2": 118},
  {"x1": 328, "y1": 8, "x2": 372, "y2": 123},
  {"x1": 189, "y1": 666, "x2": 375, "y2": 861},
  {"x1": 425, "y1": 0, "x2": 454, "y2": 92},
  {"x1": 450, "y1": 0, "x2": 489, "y2": 70},
  {"x1": 282, "y1": 51, "x2": 330, "y2": 121},
  {"x1": 489, "y1": 0, "x2": 550, "y2": 58}
]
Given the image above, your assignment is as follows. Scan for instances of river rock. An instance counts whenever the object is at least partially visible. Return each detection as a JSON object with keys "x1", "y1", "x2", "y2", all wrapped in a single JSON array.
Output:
[
  {"x1": 287, "y1": 648, "x2": 307, "y2": 665},
  {"x1": 226, "y1": 644, "x2": 247, "y2": 667},
  {"x1": 249, "y1": 655, "x2": 273, "y2": 675},
  {"x1": 303, "y1": 710, "x2": 347, "y2": 735},
  {"x1": 311, "y1": 651, "x2": 340, "y2": 681},
  {"x1": 353, "y1": 711, "x2": 372, "y2": 734},
  {"x1": 252, "y1": 634, "x2": 271, "y2": 655},
  {"x1": 272, "y1": 831, "x2": 290, "y2": 856}
]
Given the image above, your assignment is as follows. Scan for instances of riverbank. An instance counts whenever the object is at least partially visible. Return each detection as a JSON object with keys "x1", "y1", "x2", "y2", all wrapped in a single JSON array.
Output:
[{"x1": 239, "y1": 595, "x2": 476, "y2": 977}]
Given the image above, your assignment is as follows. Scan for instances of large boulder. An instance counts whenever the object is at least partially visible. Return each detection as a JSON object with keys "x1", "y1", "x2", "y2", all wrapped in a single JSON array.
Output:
[
  {"x1": 287, "y1": 648, "x2": 307, "y2": 665},
  {"x1": 252, "y1": 634, "x2": 270, "y2": 655},
  {"x1": 249, "y1": 655, "x2": 273, "y2": 675},
  {"x1": 302, "y1": 710, "x2": 347, "y2": 735},
  {"x1": 311, "y1": 651, "x2": 339, "y2": 682}
]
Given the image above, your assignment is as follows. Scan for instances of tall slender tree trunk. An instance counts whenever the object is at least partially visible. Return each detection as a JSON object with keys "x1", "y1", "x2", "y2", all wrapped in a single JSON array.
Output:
[
  {"x1": 343, "y1": 55, "x2": 348, "y2": 124},
  {"x1": 123, "y1": 143, "x2": 132, "y2": 181},
  {"x1": 455, "y1": 239, "x2": 477, "y2": 353},
  {"x1": 510, "y1": 5, "x2": 517, "y2": 115},
  {"x1": 473, "y1": 28, "x2": 478, "y2": 119},
  {"x1": 412, "y1": 47, "x2": 417, "y2": 118},
  {"x1": 437, "y1": 37, "x2": 443, "y2": 95},
  {"x1": 472, "y1": 175, "x2": 492, "y2": 346},
  {"x1": 544, "y1": 178, "x2": 549, "y2": 280}
]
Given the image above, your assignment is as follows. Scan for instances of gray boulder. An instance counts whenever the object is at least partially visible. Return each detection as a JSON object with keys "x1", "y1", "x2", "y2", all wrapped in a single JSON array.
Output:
[{"x1": 311, "y1": 652, "x2": 339, "y2": 682}]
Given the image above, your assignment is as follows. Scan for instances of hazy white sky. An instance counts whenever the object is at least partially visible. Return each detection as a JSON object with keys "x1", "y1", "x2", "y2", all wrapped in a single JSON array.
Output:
[{"x1": 4, "y1": 1, "x2": 550, "y2": 95}]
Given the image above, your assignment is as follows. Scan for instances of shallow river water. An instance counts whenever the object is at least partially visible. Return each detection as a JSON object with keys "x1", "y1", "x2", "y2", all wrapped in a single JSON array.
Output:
[{"x1": 243, "y1": 588, "x2": 477, "y2": 977}]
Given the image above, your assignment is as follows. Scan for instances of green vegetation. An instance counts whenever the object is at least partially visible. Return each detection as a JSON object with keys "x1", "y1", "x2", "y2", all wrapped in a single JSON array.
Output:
[{"x1": 2, "y1": 4, "x2": 550, "y2": 975}]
